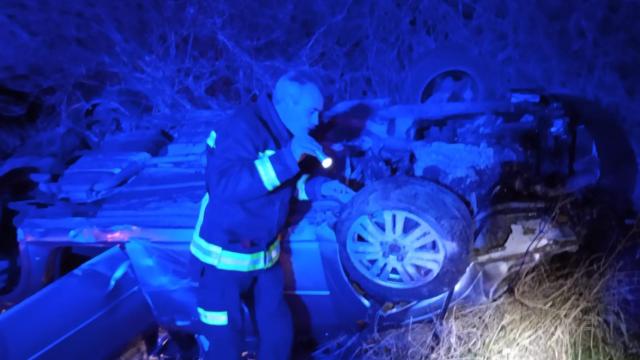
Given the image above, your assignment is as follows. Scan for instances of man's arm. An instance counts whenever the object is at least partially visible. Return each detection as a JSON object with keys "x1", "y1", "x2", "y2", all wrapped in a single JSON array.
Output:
[{"x1": 205, "y1": 123, "x2": 300, "y2": 202}]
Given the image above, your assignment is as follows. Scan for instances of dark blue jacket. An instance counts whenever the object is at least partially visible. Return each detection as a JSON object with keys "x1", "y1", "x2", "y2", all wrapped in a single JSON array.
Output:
[{"x1": 198, "y1": 95, "x2": 325, "y2": 253}]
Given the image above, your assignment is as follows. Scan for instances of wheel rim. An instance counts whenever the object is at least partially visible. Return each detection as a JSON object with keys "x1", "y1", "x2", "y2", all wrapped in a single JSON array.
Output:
[{"x1": 346, "y1": 209, "x2": 446, "y2": 289}]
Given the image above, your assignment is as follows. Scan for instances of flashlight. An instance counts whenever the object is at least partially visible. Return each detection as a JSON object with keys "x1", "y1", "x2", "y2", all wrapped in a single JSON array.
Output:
[{"x1": 315, "y1": 151, "x2": 333, "y2": 169}]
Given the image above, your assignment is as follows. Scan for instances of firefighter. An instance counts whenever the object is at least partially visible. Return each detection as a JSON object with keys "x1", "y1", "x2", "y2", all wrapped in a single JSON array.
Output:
[{"x1": 190, "y1": 69, "x2": 354, "y2": 359}]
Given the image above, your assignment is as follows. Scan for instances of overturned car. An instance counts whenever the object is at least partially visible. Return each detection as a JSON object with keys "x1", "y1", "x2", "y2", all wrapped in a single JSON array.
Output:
[{"x1": 1, "y1": 51, "x2": 627, "y2": 358}]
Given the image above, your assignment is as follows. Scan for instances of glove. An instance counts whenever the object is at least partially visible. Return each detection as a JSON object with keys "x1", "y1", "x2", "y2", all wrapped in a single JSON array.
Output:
[{"x1": 320, "y1": 180, "x2": 355, "y2": 203}]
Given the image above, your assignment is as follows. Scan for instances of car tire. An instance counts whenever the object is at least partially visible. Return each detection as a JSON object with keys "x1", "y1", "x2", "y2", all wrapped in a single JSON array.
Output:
[
  {"x1": 336, "y1": 177, "x2": 473, "y2": 302},
  {"x1": 399, "y1": 46, "x2": 502, "y2": 104}
]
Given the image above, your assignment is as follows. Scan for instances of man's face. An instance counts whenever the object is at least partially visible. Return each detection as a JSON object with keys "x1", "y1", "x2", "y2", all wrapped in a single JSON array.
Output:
[{"x1": 278, "y1": 82, "x2": 324, "y2": 136}]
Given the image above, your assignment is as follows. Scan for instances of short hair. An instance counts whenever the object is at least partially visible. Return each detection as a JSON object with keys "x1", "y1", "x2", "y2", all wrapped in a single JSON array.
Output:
[
  {"x1": 273, "y1": 68, "x2": 325, "y2": 106},
  {"x1": 282, "y1": 68, "x2": 324, "y2": 89}
]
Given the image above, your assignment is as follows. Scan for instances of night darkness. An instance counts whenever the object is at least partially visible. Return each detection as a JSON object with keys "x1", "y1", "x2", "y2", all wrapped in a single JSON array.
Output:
[{"x1": 0, "y1": 1, "x2": 640, "y2": 359}]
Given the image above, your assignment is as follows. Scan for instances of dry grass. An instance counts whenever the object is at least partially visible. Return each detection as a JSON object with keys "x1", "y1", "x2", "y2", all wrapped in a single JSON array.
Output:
[{"x1": 358, "y1": 239, "x2": 640, "y2": 359}]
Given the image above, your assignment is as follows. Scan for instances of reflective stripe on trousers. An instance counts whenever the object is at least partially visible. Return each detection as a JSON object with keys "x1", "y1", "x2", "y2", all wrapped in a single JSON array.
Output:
[
  {"x1": 197, "y1": 307, "x2": 229, "y2": 326},
  {"x1": 196, "y1": 263, "x2": 293, "y2": 360}
]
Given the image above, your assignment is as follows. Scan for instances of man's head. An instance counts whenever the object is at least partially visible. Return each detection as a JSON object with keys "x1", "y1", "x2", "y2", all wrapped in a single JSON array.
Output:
[{"x1": 273, "y1": 69, "x2": 324, "y2": 136}]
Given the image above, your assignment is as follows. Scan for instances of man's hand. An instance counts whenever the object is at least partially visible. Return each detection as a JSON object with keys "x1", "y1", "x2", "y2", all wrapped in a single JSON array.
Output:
[
  {"x1": 290, "y1": 135, "x2": 325, "y2": 162},
  {"x1": 320, "y1": 180, "x2": 355, "y2": 203}
]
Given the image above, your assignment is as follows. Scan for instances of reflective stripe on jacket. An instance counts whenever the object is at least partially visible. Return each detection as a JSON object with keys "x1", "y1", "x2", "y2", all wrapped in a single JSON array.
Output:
[{"x1": 191, "y1": 194, "x2": 280, "y2": 272}]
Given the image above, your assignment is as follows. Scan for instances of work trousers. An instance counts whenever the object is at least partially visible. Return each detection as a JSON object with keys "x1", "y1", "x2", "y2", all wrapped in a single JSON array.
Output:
[{"x1": 196, "y1": 262, "x2": 293, "y2": 360}]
